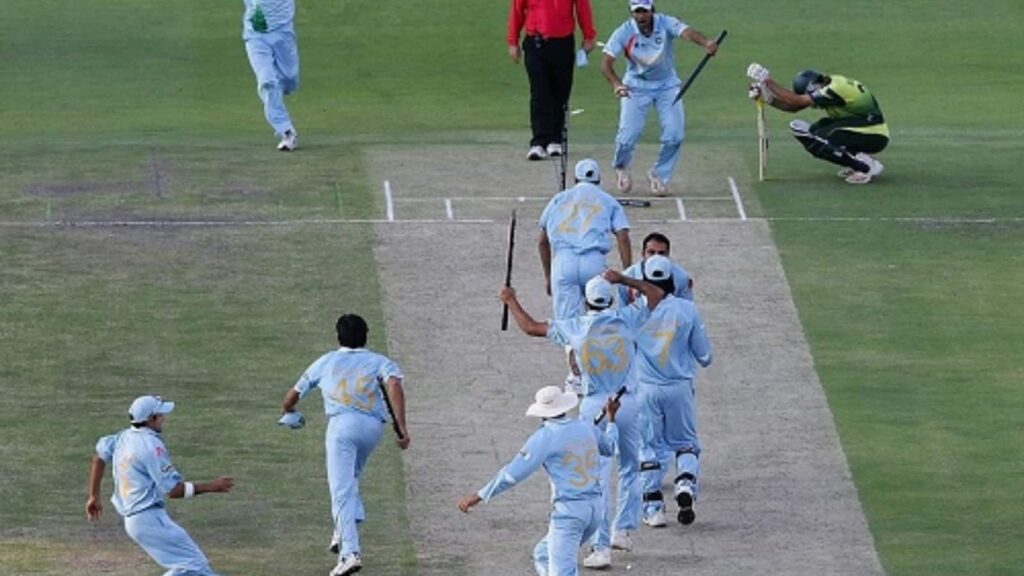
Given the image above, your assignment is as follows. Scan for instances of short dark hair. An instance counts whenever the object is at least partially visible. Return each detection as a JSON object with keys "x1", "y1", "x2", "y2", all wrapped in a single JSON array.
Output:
[
  {"x1": 642, "y1": 232, "x2": 671, "y2": 253},
  {"x1": 336, "y1": 314, "x2": 369, "y2": 348}
]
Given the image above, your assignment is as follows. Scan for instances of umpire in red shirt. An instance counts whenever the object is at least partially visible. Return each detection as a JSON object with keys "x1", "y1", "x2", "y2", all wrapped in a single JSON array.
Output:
[{"x1": 508, "y1": 0, "x2": 597, "y2": 161}]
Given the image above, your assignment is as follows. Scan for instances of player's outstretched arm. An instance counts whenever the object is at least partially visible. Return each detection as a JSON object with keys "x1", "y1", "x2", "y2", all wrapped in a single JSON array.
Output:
[
  {"x1": 499, "y1": 287, "x2": 548, "y2": 336},
  {"x1": 167, "y1": 477, "x2": 235, "y2": 499},
  {"x1": 682, "y1": 28, "x2": 718, "y2": 55},
  {"x1": 86, "y1": 456, "x2": 106, "y2": 521}
]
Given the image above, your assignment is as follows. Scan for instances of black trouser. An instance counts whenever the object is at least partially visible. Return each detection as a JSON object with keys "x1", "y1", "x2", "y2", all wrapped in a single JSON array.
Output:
[
  {"x1": 793, "y1": 116, "x2": 889, "y2": 172},
  {"x1": 523, "y1": 34, "x2": 575, "y2": 147},
  {"x1": 810, "y1": 117, "x2": 889, "y2": 155}
]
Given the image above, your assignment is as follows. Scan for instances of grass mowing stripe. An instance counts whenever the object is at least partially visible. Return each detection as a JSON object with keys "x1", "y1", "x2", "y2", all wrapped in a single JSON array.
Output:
[{"x1": 770, "y1": 221, "x2": 1024, "y2": 575}]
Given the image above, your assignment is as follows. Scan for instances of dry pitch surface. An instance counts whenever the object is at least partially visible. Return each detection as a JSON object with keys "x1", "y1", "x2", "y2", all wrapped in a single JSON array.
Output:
[{"x1": 369, "y1": 145, "x2": 885, "y2": 576}]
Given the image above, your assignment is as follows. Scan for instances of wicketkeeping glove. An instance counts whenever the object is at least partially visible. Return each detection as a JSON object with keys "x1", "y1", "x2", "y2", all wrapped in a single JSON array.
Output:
[
  {"x1": 747, "y1": 62, "x2": 770, "y2": 83},
  {"x1": 277, "y1": 411, "x2": 305, "y2": 430}
]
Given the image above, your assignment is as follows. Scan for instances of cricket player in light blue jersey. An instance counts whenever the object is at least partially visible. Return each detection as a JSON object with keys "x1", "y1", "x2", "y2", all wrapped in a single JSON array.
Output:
[
  {"x1": 539, "y1": 158, "x2": 632, "y2": 394},
  {"x1": 243, "y1": 0, "x2": 300, "y2": 151},
  {"x1": 86, "y1": 395, "x2": 235, "y2": 576},
  {"x1": 631, "y1": 255, "x2": 712, "y2": 528},
  {"x1": 600, "y1": 0, "x2": 718, "y2": 196},
  {"x1": 459, "y1": 386, "x2": 620, "y2": 576},
  {"x1": 619, "y1": 231, "x2": 693, "y2": 305},
  {"x1": 281, "y1": 313, "x2": 411, "y2": 576},
  {"x1": 500, "y1": 270, "x2": 664, "y2": 569}
]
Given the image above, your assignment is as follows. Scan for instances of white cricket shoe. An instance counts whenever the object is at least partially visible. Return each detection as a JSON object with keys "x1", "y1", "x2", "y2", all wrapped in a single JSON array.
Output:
[
  {"x1": 547, "y1": 142, "x2": 563, "y2": 157},
  {"x1": 675, "y1": 482, "x2": 696, "y2": 526},
  {"x1": 836, "y1": 167, "x2": 856, "y2": 179},
  {"x1": 582, "y1": 548, "x2": 612, "y2": 570},
  {"x1": 610, "y1": 531, "x2": 633, "y2": 551},
  {"x1": 329, "y1": 553, "x2": 362, "y2": 576},
  {"x1": 648, "y1": 170, "x2": 669, "y2": 197},
  {"x1": 616, "y1": 167, "x2": 633, "y2": 194},
  {"x1": 642, "y1": 509, "x2": 667, "y2": 528},
  {"x1": 277, "y1": 130, "x2": 297, "y2": 152},
  {"x1": 845, "y1": 153, "x2": 884, "y2": 185},
  {"x1": 328, "y1": 530, "x2": 339, "y2": 554},
  {"x1": 527, "y1": 145, "x2": 548, "y2": 161}
]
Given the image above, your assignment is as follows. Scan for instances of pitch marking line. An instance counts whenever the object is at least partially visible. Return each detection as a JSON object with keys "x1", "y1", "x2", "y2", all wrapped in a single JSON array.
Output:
[
  {"x1": 676, "y1": 198, "x2": 687, "y2": 221},
  {"x1": 444, "y1": 198, "x2": 454, "y2": 220},
  {"x1": 384, "y1": 180, "x2": 395, "y2": 222},
  {"x1": 728, "y1": 176, "x2": 748, "y2": 221}
]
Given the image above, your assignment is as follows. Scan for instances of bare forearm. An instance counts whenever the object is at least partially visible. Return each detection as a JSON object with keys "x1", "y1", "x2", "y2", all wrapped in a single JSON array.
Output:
[
  {"x1": 765, "y1": 78, "x2": 808, "y2": 112},
  {"x1": 509, "y1": 298, "x2": 547, "y2": 337},
  {"x1": 621, "y1": 276, "x2": 664, "y2": 309},
  {"x1": 601, "y1": 55, "x2": 621, "y2": 87},
  {"x1": 538, "y1": 234, "x2": 552, "y2": 282},
  {"x1": 386, "y1": 379, "x2": 408, "y2": 436},
  {"x1": 682, "y1": 28, "x2": 709, "y2": 47},
  {"x1": 88, "y1": 457, "x2": 105, "y2": 499},
  {"x1": 282, "y1": 388, "x2": 300, "y2": 413},
  {"x1": 615, "y1": 231, "x2": 632, "y2": 268}
]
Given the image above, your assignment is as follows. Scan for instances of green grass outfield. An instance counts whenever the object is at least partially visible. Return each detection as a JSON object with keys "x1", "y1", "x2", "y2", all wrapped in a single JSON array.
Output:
[{"x1": 2, "y1": 0, "x2": 1023, "y2": 575}]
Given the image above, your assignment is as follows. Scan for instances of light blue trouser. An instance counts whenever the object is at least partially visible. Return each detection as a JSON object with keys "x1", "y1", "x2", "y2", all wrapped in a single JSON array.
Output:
[
  {"x1": 551, "y1": 250, "x2": 608, "y2": 320},
  {"x1": 579, "y1": 392, "x2": 640, "y2": 550},
  {"x1": 639, "y1": 380, "x2": 701, "y2": 514},
  {"x1": 244, "y1": 28, "x2": 299, "y2": 136},
  {"x1": 612, "y1": 85, "x2": 686, "y2": 184},
  {"x1": 326, "y1": 411, "x2": 383, "y2": 559},
  {"x1": 124, "y1": 507, "x2": 219, "y2": 576},
  {"x1": 532, "y1": 498, "x2": 603, "y2": 576}
]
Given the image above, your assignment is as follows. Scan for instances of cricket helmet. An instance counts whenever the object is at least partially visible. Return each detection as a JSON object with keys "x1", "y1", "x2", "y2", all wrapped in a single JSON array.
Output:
[{"x1": 792, "y1": 69, "x2": 825, "y2": 95}]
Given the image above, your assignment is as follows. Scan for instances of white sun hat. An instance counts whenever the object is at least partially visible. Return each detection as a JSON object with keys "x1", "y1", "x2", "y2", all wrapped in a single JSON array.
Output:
[{"x1": 525, "y1": 385, "x2": 579, "y2": 418}]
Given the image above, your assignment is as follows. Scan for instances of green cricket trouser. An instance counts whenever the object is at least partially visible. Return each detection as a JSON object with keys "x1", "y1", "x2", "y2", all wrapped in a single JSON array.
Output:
[{"x1": 811, "y1": 117, "x2": 889, "y2": 154}]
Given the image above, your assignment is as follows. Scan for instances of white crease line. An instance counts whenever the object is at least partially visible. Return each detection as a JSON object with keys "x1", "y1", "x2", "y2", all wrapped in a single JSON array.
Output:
[
  {"x1": 444, "y1": 198, "x2": 454, "y2": 220},
  {"x1": 676, "y1": 198, "x2": 687, "y2": 221},
  {"x1": 384, "y1": 180, "x2": 395, "y2": 222},
  {"x1": 393, "y1": 195, "x2": 731, "y2": 202},
  {"x1": 727, "y1": 177, "x2": 748, "y2": 221}
]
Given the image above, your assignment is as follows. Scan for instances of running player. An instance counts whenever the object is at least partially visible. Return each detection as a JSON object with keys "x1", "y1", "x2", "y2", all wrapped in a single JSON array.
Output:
[
  {"x1": 86, "y1": 395, "x2": 234, "y2": 575},
  {"x1": 539, "y1": 158, "x2": 632, "y2": 394}
]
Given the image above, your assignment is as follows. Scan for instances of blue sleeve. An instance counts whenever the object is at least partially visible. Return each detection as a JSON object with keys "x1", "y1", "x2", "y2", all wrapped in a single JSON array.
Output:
[
  {"x1": 294, "y1": 353, "x2": 330, "y2": 399},
  {"x1": 690, "y1": 309, "x2": 712, "y2": 367},
  {"x1": 477, "y1": 429, "x2": 550, "y2": 502},
  {"x1": 377, "y1": 355, "x2": 404, "y2": 383},
  {"x1": 144, "y1": 439, "x2": 184, "y2": 495},
  {"x1": 539, "y1": 197, "x2": 557, "y2": 230},
  {"x1": 547, "y1": 319, "x2": 569, "y2": 347},
  {"x1": 95, "y1": 434, "x2": 117, "y2": 463},
  {"x1": 602, "y1": 22, "x2": 629, "y2": 58},
  {"x1": 665, "y1": 15, "x2": 688, "y2": 37},
  {"x1": 608, "y1": 196, "x2": 630, "y2": 232},
  {"x1": 673, "y1": 265, "x2": 694, "y2": 301},
  {"x1": 595, "y1": 423, "x2": 619, "y2": 457}
]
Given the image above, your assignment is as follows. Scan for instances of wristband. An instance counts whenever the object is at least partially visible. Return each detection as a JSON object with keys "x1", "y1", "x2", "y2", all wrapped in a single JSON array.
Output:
[{"x1": 184, "y1": 482, "x2": 195, "y2": 498}]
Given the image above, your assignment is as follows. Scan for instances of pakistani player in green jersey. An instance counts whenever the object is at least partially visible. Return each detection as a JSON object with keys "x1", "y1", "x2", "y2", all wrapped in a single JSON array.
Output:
[{"x1": 747, "y1": 63, "x2": 889, "y2": 184}]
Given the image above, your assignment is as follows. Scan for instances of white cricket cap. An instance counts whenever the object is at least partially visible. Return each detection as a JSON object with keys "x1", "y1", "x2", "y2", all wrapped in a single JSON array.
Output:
[
  {"x1": 643, "y1": 254, "x2": 673, "y2": 281},
  {"x1": 575, "y1": 158, "x2": 601, "y2": 184},
  {"x1": 629, "y1": 0, "x2": 654, "y2": 12},
  {"x1": 129, "y1": 395, "x2": 175, "y2": 424},
  {"x1": 525, "y1": 385, "x2": 579, "y2": 418},
  {"x1": 585, "y1": 276, "x2": 615, "y2": 308}
]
